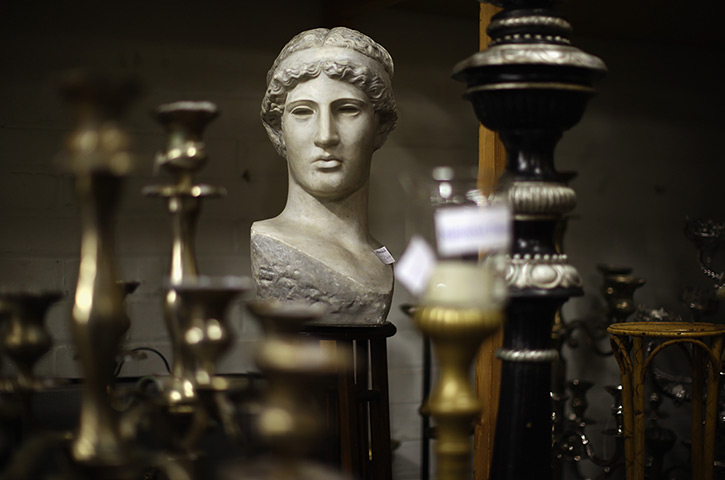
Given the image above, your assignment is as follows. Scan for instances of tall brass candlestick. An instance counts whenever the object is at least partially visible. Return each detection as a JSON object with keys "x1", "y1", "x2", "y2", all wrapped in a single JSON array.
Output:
[
  {"x1": 144, "y1": 101, "x2": 224, "y2": 411},
  {"x1": 59, "y1": 71, "x2": 138, "y2": 469},
  {"x1": 227, "y1": 300, "x2": 350, "y2": 480},
  {"x1": 246, "y1": 300, "x2": 333, "y2": 456},
  {"x1": 414, "y1": 304, "x2": 502, "y2": 480}
]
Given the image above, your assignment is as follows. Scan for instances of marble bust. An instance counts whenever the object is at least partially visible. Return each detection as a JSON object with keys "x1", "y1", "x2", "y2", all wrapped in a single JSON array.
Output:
[{"x1": 251, "y1": 27, "x2": 398, "y2": 324}]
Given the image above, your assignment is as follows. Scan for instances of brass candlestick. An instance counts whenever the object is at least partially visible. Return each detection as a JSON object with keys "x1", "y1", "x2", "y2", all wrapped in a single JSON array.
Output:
[
  {"x1": 238, "y1": 299, "x2": 351, "y2": 480},
  {"x1": 59, "y1": 71, "x2": 139, "y2": 472},
  {"x1": 601, "y1": 274, "x2": 646, "y2": 325},
  {"x1": 0, "y1": 291, "x2": 62, "y2": 391},
  {"x1": 246, "y1": 300, "x2": 334, "y2": 455},
  {"x1": 413, "y1": 305, "x2": 502, "y2": 480},
  {"x1": 143, "y1": 101, "x2": 225, "y2": 411}
]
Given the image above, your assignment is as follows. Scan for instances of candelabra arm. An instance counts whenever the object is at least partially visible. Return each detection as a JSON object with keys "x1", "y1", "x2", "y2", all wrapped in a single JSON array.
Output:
[
  {"x1": 585, "y1": 434, "x2": 624, "y2": 468},
  {"x1": 698, "y1": 250, "x2": 724, "y2": 283},
  {"x1": 564, "y1": 319, "x2": 613, "y2": 356}
]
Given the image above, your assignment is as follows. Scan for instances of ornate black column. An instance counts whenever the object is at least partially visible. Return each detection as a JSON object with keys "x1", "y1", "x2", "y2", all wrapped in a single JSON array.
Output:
[{"x1": 452, "y1": 2, "x2": 606, "y2": 479}]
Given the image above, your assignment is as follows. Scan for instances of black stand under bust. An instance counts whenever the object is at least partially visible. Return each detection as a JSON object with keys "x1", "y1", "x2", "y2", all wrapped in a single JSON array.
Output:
[{"x1": 301, "y1": 322, "x2": 396, "y2": 480}]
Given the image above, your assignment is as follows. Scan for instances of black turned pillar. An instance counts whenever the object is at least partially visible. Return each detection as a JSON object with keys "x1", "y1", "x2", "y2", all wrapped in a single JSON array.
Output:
[{"x1": 452, "y1": 2, "x2": 606, "y2": 478}]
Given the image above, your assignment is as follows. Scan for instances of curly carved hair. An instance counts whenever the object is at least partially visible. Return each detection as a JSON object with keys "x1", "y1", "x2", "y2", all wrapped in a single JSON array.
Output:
[{"x1": 261, "y1": 27, "x2": 398, "y2": 157}]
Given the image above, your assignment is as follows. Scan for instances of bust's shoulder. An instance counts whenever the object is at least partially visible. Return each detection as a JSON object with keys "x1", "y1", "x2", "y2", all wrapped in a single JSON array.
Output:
[
  {"x1": 251, "y1": 218, "x2": 283, "y2": 238},
  {"x1": 251, "y1": 216, "x2": 306, "y2": 245}
]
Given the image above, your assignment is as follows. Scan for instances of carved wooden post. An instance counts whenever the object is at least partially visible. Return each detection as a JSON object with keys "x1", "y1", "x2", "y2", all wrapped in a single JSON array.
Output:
[{"x1": 473, "y1": 4, "x2": 505, "y2": 480}]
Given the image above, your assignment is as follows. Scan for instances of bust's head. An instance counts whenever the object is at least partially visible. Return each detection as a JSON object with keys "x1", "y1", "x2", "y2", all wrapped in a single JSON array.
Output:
[{"x1": 261, "y1": 27, "x2": 397, "y2": 159}]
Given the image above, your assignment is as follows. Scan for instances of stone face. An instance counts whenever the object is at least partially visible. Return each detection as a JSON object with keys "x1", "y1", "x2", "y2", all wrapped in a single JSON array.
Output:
[
  {"x1": 251, "y1": 27, "x2": 398, "y2": 325},
  {"x1": 251, "y1": 231, "x2": 393, "y2": 325}
]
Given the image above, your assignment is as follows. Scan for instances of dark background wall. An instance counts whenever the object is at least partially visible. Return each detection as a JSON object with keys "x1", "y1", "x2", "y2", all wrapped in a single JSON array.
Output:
[{"x1": 0, "y1": 1, "x2": 723, "y2": 478}]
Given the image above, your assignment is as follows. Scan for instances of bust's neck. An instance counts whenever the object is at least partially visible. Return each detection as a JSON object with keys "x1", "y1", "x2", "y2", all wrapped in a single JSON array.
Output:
[{"x1": 279, "y1": 179, "x2": 372, "y2": 249}]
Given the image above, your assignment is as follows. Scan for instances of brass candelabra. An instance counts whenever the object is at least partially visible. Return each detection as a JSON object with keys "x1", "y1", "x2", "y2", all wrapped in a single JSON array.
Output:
[{"x1": 0, "y1": 71, "x2": 360, "y2": 480}]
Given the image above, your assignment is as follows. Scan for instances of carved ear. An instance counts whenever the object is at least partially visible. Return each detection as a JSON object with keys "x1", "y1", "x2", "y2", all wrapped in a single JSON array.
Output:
[
  {"x1": 278, "y1": 135, "x2": 287, "y2": 157},
  {"x1": 374, "y1": 118, "x2": 393, "y2": 150}
]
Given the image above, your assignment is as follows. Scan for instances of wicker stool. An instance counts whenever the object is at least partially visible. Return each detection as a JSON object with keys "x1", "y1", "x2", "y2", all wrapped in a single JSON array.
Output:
[
  {"x1": 302, "y1": 322, "x2": 396, "y2": 480},
  {"x1": 607, "y1": 322, "x2": 725, "y2": 480}
]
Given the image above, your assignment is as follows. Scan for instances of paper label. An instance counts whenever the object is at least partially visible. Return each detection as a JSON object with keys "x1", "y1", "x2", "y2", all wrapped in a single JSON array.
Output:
[
  {"x1": 395, "y1": 235, "x2": 437, "y2": 296},
  {"x1": 434, "y1": 204, "x2": 511, "y2": 257},
  {"x1": 373, "y1": 246, "x2": 395, "y2": 265}
]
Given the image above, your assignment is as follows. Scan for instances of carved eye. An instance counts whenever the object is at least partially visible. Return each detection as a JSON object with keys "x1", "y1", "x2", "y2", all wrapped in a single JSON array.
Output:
[
  {"x1": 290, "y1": 106, "x2": 314, "y2": 117},
  {"x1": 338, "y1": 104, "x2": 361, "y2": 115}
]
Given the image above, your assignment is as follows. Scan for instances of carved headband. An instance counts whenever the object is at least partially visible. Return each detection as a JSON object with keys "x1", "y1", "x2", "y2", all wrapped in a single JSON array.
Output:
[{"x1": 273, "y1": 47, "x2": 393, "y2": 92}]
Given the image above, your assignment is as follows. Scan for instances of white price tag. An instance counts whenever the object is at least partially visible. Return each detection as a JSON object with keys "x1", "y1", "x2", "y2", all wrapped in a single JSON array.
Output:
[
  {"x1": 373, "y1": 246, "x2": 395, "y2": 265},
  {"x1": 434, "y1": 204, "x2": 511, "y2": 257},
  {"x1": 395, "y1": 235, "x2": 437, "y2": 296}
]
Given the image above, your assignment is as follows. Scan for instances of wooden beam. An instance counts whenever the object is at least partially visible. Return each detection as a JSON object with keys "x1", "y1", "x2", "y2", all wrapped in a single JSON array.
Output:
[{"x1": 474, "y1": 4, "x2": 505, "y2": 480}]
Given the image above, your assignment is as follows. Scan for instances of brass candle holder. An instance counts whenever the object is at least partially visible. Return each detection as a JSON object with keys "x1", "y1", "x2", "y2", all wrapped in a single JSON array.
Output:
[
  {"x1": 402, "y1": 166, "x2": 508, "y2": 480},
  {"x1": 599, "y1": 270, "x2": 646, "y2": 325},
  {"x1": 172, "y1": 276, "x2": 249, "y2": 389},
  {"x1": 143, "y1": 101, "x2": 226, "y2": 412},
  {"x1": 414, "y1": 304, "x2": 502, "y2": 480},
  {"x1": 58, "y1": 70, "x2": 140, "y2": 474},
  {"x1": 0, "y1": 291, "x2": 62, "y2": 391},
  {"x1": 246, "y1": 300, "x2": 333, "y2": 454},
  {"x1": 234, "y1": 299, "x2": 350, "y2": 480}
]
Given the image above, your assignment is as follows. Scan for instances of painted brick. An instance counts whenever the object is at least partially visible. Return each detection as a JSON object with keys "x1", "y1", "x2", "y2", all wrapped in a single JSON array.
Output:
[
  {"x1": 239, "y1": 308, "x2": 263, "y2": 341},
  {"x1": 231, "y1": 220, "x2": 253, "y2": 258},
  {"x1": 125, "y1": 299, "x2": 167, "y2": 343},
  {"x1": 61, "y1": 259, "x2": 80, "y2": 294},
  {"x1": 387, "y1": 329, "x2": 424, "y2": 371},
  {"x1": 392, "y1": 440, "x2": 424, "y2": 480},
  {"x1": 0, "y1": 127, "x2": 67, "y2": 172},
  {"x1": 0, "y1": 257, "x2": 64, "y2": 291},
  {"x1": 388, "y1": 368, "x2": 423, "y2": 405},
  {"x1": 0, "y1": 172, "x2": 59, "y2": 211},
  {"x1": 216, "y1": 339, "x2": 258, "y2": 375},
  {"x1": 52, "y1": 345, "x2": 82, "y2": 379},
  {"x1": 0, "y1": 215, "x2": 80, "y2": 256},
  {"x1": 391, "y1": 402, "x2": 425, "y2": 442},
  {"x1": 116, "y1": 256, "x2": 167, "y2": 298},
  {"x1": 45, "y1": 299, "x2": 74, "y2": 344}
]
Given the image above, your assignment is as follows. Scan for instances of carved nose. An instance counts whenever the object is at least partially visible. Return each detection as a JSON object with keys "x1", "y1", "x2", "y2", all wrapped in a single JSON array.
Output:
[{"x1": 314, "y1": 110, "x2": 340, "y2": 148}]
